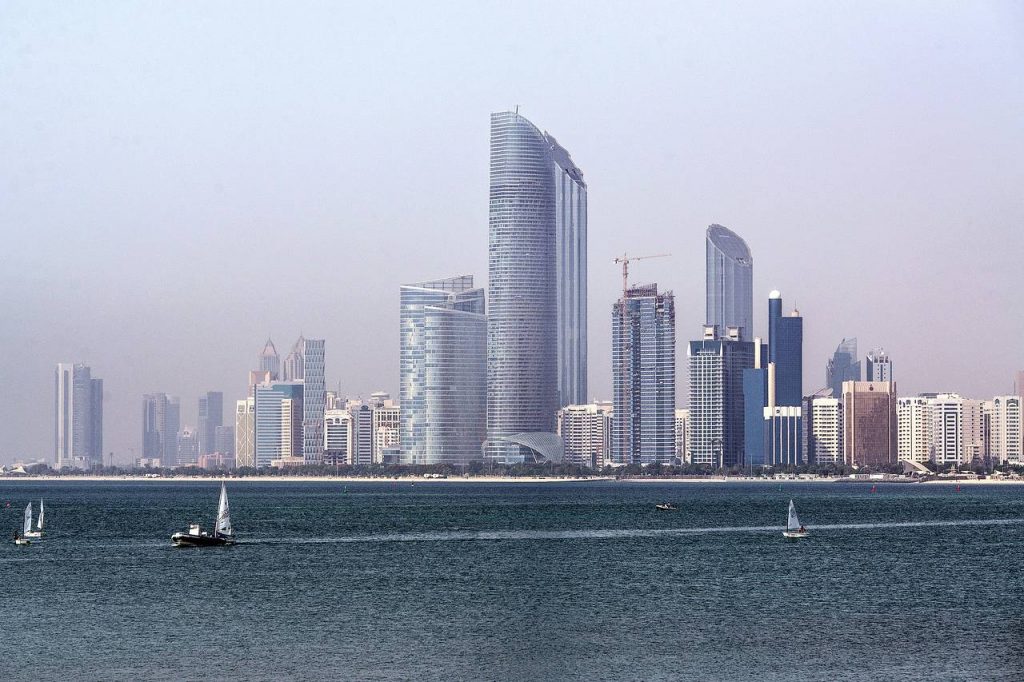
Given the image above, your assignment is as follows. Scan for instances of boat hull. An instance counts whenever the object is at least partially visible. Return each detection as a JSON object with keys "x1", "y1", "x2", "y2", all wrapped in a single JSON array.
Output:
[
  {"x1": 14, "y1": 539, "x2": 30, "y2": 546},
  {"x1": 171, "y1": 533, "x2": 235, "y2": 547},
  {"x1": 783, "y1": 531, "x2": 809, "y2": 539},
  {"x1": 23, "y1": 531, "x2": 41, "y2": 539}
]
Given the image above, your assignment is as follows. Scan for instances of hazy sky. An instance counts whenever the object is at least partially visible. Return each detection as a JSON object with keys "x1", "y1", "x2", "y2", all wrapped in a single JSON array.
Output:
[{"x1": 2, "y1": 2, "x2": 1022, "y2": 464}]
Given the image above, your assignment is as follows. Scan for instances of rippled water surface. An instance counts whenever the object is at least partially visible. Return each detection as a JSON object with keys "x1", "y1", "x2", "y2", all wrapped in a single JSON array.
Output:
[{"x1": 1, "y1": 480, "x2": 1022, "y2": 681}]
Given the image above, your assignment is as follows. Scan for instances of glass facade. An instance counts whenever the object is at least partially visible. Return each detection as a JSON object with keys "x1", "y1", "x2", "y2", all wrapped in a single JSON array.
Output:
[
  {"x1": 302, "y1": 339, "x2": 326, "y2": 463},
  {"x1": 688, "y1": 329, "x2": 754, "y2": 467},
  {"x1": 842, "y1": 381, "x2": 897, "y2": 467},
  {"x1": 254, "y1": 381, "x2": 303, "y2": 467},
  {"x1": 706, "y1": 224, "x2": 753, "y2": 342},
  {"x1": 141, "y1": 392, "x2": 179, "y2": 466},
  {"x1": 198, "y1": 391, "x2": 223, "y2": 456},
  {"x1": 400, "y1": 276, "x2": 486, "y2": 466},
  {"x1": 827, "y1": 338, "x2": 861, "y2": 397},
  {"x1": 485, "y1": 111, "x2": 560, "y2": 463},
  {"x1": 611, "y1": 285, "x2": 675, "y2": 464},
  {"x1": 55, "y1": 363, "x2": 103, "y2": 468},
  {"x1": 549, "y1": 135, "x2": 588, "y2": 409},
  {"x1": 768, "y1": 292, "x2": 803, "y2": 407}
]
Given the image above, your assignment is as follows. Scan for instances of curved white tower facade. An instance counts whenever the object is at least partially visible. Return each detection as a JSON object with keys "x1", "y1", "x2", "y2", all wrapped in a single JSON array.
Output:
[{"x1": 485, "y1": 111, "x2": 585, "y2": 463}]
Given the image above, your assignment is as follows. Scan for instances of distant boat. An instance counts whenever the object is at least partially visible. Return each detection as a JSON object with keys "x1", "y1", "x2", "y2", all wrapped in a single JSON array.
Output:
[
  {"x1": 171, "y1": 483, "x2": 236, "y2": 547},
  {"x1": 14, "y1": 503, "x2": 34, "y2": 545},
  {"x1": 782, "y1": 499, "x2": 809, "y2": 539},
  {"x1": 23, "y1": 499, "x2": 43, "y2": 539},
  {"x1": 655, "y1": 503, "x2": 678, "y2": 511}
]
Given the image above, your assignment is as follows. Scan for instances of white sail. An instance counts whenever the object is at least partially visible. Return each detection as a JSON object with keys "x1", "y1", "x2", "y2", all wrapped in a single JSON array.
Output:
[
  {"x1": 787, "y1": 500, "x2": 801, "y2": 531},
  {"x1": 37, "y1": 499, "x2": 44, "y2": 531},
  {"x1": 23, "y1": 503, "x2": 32, "y2": 535},
  {"x1": 216, "y1": 483, "x2": 232, "y2": 537}
]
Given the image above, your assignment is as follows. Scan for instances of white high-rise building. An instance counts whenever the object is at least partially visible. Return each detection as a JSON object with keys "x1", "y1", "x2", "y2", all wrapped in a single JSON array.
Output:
[
  {"x1": 988, "y1": 396, "x2": 1023, "y2": 465},
  {"x1": 557, "y1": 403, "x2": 612, "y2": 468},
  {"x1": 235, "y1": 398, "x2": 255, "y2": 468},
  {"x1": 928, "y1": 394, "x2": 984, "y2": 466},
  {"x1": 324, "y1": 409, "x2": 353, "y2": 465},
  {"x1": 897, "y1": 397, "x2": 932, "y2": 463},
  {"x1": 372, "y1": 402, "x2": 401, "y2": 464},
  {"x1": 810, "y1": 397, "x2": 843, "y2": 464}
]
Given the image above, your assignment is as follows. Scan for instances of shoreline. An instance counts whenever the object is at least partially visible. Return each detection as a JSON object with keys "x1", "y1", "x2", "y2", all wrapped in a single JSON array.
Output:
[{"x1": 1, "y1": 475, "x2": 1022, "y2": 485}]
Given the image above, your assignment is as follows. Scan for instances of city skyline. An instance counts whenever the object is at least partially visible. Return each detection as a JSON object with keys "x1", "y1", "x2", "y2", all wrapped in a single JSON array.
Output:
[{"x1": 3, "y1": 3, "x2": 1023, "y2": 463}]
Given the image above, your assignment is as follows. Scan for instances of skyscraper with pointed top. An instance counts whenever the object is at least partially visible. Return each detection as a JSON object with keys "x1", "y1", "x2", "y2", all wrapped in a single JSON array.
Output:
[
  {"x1": 259, "y1": 339, "x2": 280, "y2": 381},
  {"x1": 484, "y1": 110, "x2": 586, "y2": 463},
  {"x1": 283, "y1": 336, "x2": 305, "y2": 382}
]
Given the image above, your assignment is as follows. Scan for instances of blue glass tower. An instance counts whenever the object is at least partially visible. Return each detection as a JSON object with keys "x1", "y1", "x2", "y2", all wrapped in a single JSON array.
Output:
[{"x1": 768, "y1": 291, "x2": 803, "y2": 407}]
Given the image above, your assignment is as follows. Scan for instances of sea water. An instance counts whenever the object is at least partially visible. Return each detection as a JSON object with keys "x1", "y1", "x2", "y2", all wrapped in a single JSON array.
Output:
[{"x1": 0, "y1": 480, "x2": 1021, "y2": 681}]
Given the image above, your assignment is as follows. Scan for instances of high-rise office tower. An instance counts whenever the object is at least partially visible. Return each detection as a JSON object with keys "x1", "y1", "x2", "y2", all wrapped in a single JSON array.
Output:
[
  {"x1": 198, "y1": 391, "x2": 224, "y2": 456},
  {"x1": 827, "y1": 338, "x2": 861, "y2": 398},
  {"x1": 485, "y1": 110, "x2": 585, "y2": 464},
  {"x1": 866, "y1": 348, "x2": 892, "y2": 382},
  {"x1": 142, "y1": 393, "x2": 180, "y2": 466},
  {"x1": 746, "y1": 291, "x2": 804, "y2": 467},
  {"x1": 235, "y1": 398, "x2": 255, "y2": 467},
  {"x1": 55, "y1": 363, "x2": 103, "y2": 469},
  {"x1": 706, "y1": 224, "x2": 753, "y2": 342},
  {"x1": 89, "y1": 377, "x2": 103, "y2": 465},
  {"x1": 302, "y1": 338, "x2": 326, "y2": 463},
  {"x1": 768, "y1": 291, "x2": 803, "y2": 407},
  {"x1": 214, "y1": 425, "x2": 235, "y2": 456},
  {"x1": 259, "y1": 339, "x2": 280, "y2": 381},
  {"x1": 283, "y1": 335, "x2": 305, "y2": 382},
  {"x1": 612, "y1": 284, "x2": 676, "y2": 465},
  {"x1": 253, "y1": 381, "x2": 303, "y2": 467},
  {"x1": 351, "y1": 404, "x2": 374, "y2": 466},
  {"x1": 400, "y1": 276, "x2": 487, "y2": 466},
  {"x1": 550, "y1": 135, "x2": 588, "y2": 409},
  {"x1": 176, "y1": 428, "x2": 199, "y2": 466},
  {"x1": 842, "y1": 381, "x2": 897, "y2": 467},
  {"x1": 689, "y1": 326, "x2": 755, "y2": 467},
  {"x1": 557, "y1": 403, "x2": 612, "y2": 468}
]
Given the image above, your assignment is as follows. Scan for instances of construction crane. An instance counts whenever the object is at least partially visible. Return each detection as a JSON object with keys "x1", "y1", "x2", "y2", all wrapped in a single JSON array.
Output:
[{"x1": 613, "y1": 253, "x2": 670, "y2": 297}]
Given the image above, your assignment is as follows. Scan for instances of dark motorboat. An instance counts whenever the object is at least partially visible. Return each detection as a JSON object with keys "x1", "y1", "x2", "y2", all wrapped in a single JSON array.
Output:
[{"x1": 172, "y1": 483, "x2": 236, "y2": 547}]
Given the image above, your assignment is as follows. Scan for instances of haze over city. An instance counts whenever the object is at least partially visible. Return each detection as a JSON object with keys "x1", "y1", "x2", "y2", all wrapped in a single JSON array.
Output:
[{"x1": 2, "y1": 2, "x2": 1022, "y2": 464}]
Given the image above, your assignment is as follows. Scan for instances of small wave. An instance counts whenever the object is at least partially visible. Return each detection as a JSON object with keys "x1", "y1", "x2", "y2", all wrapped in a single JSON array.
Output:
[{"x1": 246, "y1": 517, "x2": 1024, "y2": 545}]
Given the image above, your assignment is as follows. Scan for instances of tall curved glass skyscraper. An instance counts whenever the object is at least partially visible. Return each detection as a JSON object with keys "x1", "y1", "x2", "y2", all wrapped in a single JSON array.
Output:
[
  {"x1": 706, "y1": 224, "x2": 753, "y2": 341},
  {"x1": 485, "y1": 111, "x2": 586, "y2": 463}
]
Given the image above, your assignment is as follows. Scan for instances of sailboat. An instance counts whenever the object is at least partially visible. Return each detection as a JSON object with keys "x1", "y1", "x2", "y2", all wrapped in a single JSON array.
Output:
[
  {"x1": 13, "y1": 503, "x2": 33, "y2": 545},
  {"x1": 24, "y1": 499, "x2": 43, "y2": 539},
  {"x1": 171, "y1": 483, "x2": 236, "y2": 547},
  {"x1": 782, "y1": 499, "x2": 809, "y2": 539}
]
